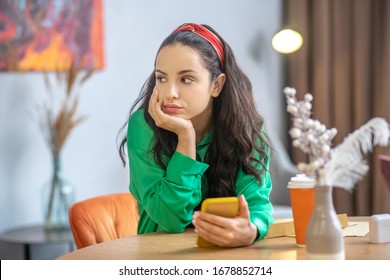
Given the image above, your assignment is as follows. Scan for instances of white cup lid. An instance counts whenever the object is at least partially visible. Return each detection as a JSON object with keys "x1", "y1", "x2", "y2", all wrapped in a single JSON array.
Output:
[{"x1": 287, "y1": 174, "x2": 315, "y2": 189}]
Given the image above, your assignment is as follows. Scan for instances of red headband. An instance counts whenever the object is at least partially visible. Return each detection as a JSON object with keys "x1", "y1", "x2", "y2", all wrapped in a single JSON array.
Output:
[{"x1": 172, "y1": 23, "x2": 224, "y2": 67}]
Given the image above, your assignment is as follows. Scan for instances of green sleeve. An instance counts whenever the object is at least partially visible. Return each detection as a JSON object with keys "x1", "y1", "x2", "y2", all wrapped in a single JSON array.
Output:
[
  {"x1": 127, "y1": 110, "x2": 209, "y2": 234},
  {"x1": 236, "y1": 150, "x2": 274, "y2": 240}
]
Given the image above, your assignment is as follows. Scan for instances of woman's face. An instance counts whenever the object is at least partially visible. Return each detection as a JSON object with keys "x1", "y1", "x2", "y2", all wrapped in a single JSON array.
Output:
[{"x1": 154, "y1": 44, "x2": 224, "y2": 123}]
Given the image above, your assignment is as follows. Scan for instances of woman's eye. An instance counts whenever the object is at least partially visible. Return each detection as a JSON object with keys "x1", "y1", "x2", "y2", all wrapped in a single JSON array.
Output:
[
  {"x1": 156, "y1": 76, "x2": 167, "y2": 83},
  {"x1": 182, "y1": 77, "x2": 193, "y2": 84}
]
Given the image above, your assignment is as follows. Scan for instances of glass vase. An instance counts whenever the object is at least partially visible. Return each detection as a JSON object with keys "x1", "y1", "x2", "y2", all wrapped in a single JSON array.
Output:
[
  {"x1": 305, "y1": 176, "x2": 345, "y2": 259},
  {"x1": 42, "y1": 157, "x2": 75, "y2": 231}
]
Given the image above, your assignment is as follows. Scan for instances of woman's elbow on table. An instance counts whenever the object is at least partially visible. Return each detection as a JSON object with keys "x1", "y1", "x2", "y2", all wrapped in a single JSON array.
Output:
[{"x1": 159, "y1": 220, "x2": 188, "y2": 233}]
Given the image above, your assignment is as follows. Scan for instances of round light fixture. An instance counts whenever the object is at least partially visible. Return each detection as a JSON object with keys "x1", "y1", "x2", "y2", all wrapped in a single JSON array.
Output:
[{"x1": 272, "y1": 29, "x2": 303, "y2": 54}]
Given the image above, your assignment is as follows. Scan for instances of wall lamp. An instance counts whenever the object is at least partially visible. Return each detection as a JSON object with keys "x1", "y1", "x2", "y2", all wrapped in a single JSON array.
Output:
[{"x1": 272, "y1": 28, "x2": 303, "y2": 54}]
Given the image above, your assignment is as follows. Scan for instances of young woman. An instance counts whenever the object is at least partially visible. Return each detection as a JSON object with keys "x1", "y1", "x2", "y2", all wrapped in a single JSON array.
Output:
[{"x1": 119, "y1": 23, "x2": 274, "y2": 247}]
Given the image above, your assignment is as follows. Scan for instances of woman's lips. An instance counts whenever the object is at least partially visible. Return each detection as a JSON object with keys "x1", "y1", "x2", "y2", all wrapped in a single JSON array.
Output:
[{"x1": 163, "y1": 104, "x2": 183, "y2": 113}]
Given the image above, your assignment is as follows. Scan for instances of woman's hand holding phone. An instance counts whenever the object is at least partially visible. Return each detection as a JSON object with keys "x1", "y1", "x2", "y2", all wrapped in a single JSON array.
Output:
[{"x1": 193, "y1": 195, "x2": 258, "y2": 248}]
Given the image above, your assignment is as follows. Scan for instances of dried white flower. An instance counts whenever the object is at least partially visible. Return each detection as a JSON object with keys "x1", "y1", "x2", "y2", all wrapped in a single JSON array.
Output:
[
  {"x1": 284, "y1": 87, "x2": 335, "y2": 175},
  {"x1": 289, "y1": 128, "x2": 301, "y2": 138},
  {"x1": 304, "y1": 93, "x2": 313, "y2": 102}
]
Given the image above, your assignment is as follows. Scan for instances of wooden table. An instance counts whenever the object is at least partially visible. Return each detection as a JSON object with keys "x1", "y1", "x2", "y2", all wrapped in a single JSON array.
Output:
[{"x1": 58, "y1": 217, "x2": 390, "y2": 260}]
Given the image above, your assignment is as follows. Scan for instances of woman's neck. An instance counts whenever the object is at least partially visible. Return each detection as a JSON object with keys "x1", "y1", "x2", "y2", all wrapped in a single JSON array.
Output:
[{"x1": 191, "y1": 105, "x2": 213, "y2": 143}]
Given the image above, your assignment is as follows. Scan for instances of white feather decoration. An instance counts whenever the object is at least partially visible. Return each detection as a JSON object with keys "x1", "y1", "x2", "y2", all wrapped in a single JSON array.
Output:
[{"x1": 325, "y1": 118, "x2": 390, "y2": 191}]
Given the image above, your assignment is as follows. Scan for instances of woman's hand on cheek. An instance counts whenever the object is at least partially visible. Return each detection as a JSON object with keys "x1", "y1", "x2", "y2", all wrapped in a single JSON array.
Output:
[
  {"x1": 148, "y1": 87, "x2": 196, "y2": 159},
  {"x1": 148, "y1": 87, "x2": 194, "y2": 137},
  {"x1": 192, "y1": 195, "x2": 258, "y2": 247}
]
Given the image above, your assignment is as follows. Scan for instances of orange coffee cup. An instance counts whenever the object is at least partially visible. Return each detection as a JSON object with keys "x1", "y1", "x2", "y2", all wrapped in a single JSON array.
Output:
[{"x1": 287, "y1": 174, "x2": 315, "y2": 246}]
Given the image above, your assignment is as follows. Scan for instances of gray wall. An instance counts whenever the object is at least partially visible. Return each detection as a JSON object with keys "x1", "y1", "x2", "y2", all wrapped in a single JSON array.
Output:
[{"x1": 0, "y1": 0, "x2": 291, "y2": 251}]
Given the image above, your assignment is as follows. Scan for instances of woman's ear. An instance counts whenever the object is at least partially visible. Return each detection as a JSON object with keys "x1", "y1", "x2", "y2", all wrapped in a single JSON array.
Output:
[{"x1": 211, "y1": 73, "x2": 226, "y2": 97}]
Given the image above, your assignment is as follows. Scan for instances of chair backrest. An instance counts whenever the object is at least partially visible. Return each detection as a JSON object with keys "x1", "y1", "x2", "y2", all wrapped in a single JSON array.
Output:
[
  {"x1": 69, "y1": 192, "x2": 139, "y2": 249},
  {"x1": 379, "y1": 155, "x2": 390, "y2": 192}
]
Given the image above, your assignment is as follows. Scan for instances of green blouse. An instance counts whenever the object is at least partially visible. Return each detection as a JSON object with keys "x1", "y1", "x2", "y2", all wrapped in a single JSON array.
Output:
[{"x1": 127, "y1": 109, "x2": 274, "y2": 240}]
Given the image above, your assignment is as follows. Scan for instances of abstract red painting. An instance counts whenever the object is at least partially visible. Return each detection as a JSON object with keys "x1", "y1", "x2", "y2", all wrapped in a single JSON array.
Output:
[{"x1": 0, "y1": 0, "x2": 104, "y2": 71}]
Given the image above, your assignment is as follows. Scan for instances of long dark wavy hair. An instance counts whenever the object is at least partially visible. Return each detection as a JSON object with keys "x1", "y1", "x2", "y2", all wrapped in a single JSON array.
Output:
[{"x1": 118, "y1": 24, "x2": 271, "y2": 198}]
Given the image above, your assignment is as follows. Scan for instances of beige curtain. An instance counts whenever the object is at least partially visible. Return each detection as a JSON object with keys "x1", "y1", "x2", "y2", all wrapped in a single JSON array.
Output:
[{"x1": 285, "y1": 0, "x2": 390, "y2": 215}]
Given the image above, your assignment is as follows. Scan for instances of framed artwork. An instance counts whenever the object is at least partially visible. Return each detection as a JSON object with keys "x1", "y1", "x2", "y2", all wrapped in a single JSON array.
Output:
[{"x1": 0, "y1": 0, "x2": 104, "y2": 71}]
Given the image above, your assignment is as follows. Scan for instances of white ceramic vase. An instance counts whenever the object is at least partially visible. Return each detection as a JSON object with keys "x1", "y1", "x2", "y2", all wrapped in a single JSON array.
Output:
[{"x1": 305, "y1": 176, "x2": 345, "y2": 259}]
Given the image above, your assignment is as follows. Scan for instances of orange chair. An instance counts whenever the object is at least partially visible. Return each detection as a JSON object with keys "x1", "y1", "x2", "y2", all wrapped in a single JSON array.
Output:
[
  {"x1": 68, "y1": 192, "x2": 139, "y2": 249},
  {"x1": 379, "y1": 155, "x2": 390, "y2": 192}
]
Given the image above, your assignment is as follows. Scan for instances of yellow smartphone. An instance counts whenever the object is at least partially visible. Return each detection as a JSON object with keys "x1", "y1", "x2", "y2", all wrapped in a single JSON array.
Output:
[{"x1": 196, "y1": 197, "x2": 239, "y2": 247}]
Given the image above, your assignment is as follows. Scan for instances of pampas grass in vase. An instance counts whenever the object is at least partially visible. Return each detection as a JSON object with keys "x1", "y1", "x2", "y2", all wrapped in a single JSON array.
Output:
[
  {"x1": 283, "y1": 86, "x2": 390, "y2": 259},
  {"x1": 40, "y1": 61, "x2": 94, "y2": 231},
  {"x1": 283, "y1": 87, "x2": 390, "y2": 188}
]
